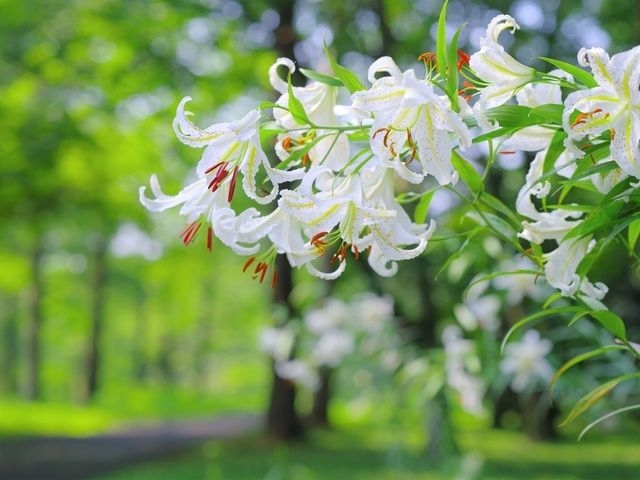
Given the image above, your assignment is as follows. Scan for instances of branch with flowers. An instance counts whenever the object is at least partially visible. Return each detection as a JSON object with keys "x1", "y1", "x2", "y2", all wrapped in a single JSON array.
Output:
[{"x1": 140, "y1": 1, "x2": 640, "y2": 436}]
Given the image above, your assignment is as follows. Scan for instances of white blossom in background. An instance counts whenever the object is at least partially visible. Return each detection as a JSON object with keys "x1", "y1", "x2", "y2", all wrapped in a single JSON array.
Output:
[
  {"x1": 259, "y1": 326, "x2": 295, "y2": 363},
  {"x1": 454, "y1": 295, "x2": 501, "y2": 332},
  {"x1": 276, "y1": 360, "x2": 320, "y2": 391},
  {"x1": 500, "y1": 329, "x2": 553, "y2": 393},
  {"x1": 311, "y1": 329, "x2": 355, "y2": 367},
  {"x1": 442, "y1": 326, "x2": 486, "y2": 415},
  {"x1": 304, "y1": 298, "x2": 351, "y2": 334},
  {"x1": 351, "y1": 292, "x2": 395, "y2": 333},
  {"x1": 493, "y1": 256, "x2": 545, "y2": 305}
]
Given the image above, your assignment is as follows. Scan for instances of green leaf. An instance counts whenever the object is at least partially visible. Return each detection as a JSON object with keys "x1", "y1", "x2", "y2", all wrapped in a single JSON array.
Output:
[
  {"x1": 436, "y1": 0, "x2": 449, "y2": 80},
  {"x1": 579, "y1": 404, "x2": 640, "y2": 441},
  {"x1": 588, "y1": 310, "x2": 627, "y2": 340},
  {"x1": 549, "y1": 345, "x2": 627, "y2": 399},
  {"x1": 472, "y1": 127, "x2": 518, "y2": 144},
  {"x1": 446, "y1": 24, "x2": 464, "y2": 111},
  {"x1": 501, "y1": 306, "x2": 583, "y2": 354},
  {"x1": 299, "y1": 68, "x2": 343, "y2": 87},
  {"x1": 529, "y1": 104, "x2": 564, "y2": 125},
  {"x1": 324, "y1": 45, "x2": 365, "y2": 93},
  {"x1": 539, "y1": 57, "x2": 598, "y2": 88},
  {"x1": 451, "y1": 151, "x2": 482, "y2": 194},
  {"x1": 414, "y1": 190, "x2": 436, "y2": 224},
  {"x1": 287, "y1": 75, "x2": 311, "y2": 125},
  {"x1": 485, "y1": 105, "x2": 547, "y2": 128},
  {"x1": 542, "y1": 130, "x2": 568, "y2": 175},
  {"x1": 628, "y1": 218, "x2": 640, "y2": 250},
  {"x1": 479, "y1": 191, "x2": 521, "y2": 228},
  {"x1": 560, "y1": 372, "x2": 640, "y2": 427},
  {"x1": 565, "y1": 199, "x2": 626, "y2": 239}
]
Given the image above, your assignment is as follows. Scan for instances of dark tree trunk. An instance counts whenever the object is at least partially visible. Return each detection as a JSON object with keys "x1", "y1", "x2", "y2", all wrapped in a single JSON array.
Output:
[
  {"x1": 521, "y1": 391, "x2": 558, "y2": 441},
  {"x1": 266, "y1": 254, "x2": 303, "y2": 440},
  {"x1": 309, "y1": 368, "x2": 332, "y2": 427},
  {"x1": 0, "y1": 293, "x2": 19, "y2": 395},
  {"x1": 25, "y1": 238, "x2": 44, "y2": 400},
  {"x1": 83, "y1": 235, "x2": 108, "y2": 402}
]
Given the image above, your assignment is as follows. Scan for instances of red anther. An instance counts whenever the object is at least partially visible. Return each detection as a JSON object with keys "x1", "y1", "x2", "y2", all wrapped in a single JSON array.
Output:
[
  {"x1": 228, "y1": 166, "x2": 239, "y2": 202},
  {"x1": 271, "y1": 269, "x2": 279, "y2": 289},
  {"x1": 500, "y1": 150, "x2": 517, "y2": 155},
  {"x1": 311, "y1": 231, "x2": 328, "y2": 243},
  {"x1": 254, "y1": 262, "x2": 268, "y2": 283},
  {"x1": 456, "y1": 49, "x2": 470, "y2": 71},
  {"x1": 353, "y1": 245, "x2": 360, "y2": 260},
  {"x1": 204, "y1": 162, "x2": 224, "y2": 175},
  {"x1": 206, "y1": 226, "x2": 213, "y2": 251},
  {"x1": 180, "y1": 221, "x2": 201, "y2": 245},
  {"x1": 302, "y1": 153, "x2": 311, "y2": 166},
  {"x1": 242, "y1": 256, "x2": 256, "y2": 272},
  {"x1": 282, "y1": 136, "x2": 293, "y2": 152}
]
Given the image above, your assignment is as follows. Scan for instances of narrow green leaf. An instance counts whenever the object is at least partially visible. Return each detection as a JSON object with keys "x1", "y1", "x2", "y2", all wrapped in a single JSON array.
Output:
[
  {"x1": 560, "y1": 373, "x2": 640, "y2": 427},
  {"x1": 287, "y1": 76, "x2": 311, "y2": 125},
  {"x1": 539, "y1": 56, "x2": 598, "y2": 88},
  {"x1": 588, "y1": 310, "x2": 627, "y2": 340},
  {"x1": 299, "y1": 68, "x2": 343, "y2": 87},
  {"x1": 549, "y1": 345, "x2": 627, "y2": 399},
  {"x1": 324, "y1": 45, "x2": 365, "y2": 93},
  {"x1": 529, "y1": 104, "x2": 564, "y2": 125},
  {"x1": 472, "y1": 127, "x2": 518, "y2": 144},
  {"x1": 436, "y1": 0, "x2": 449, "y2": 79},
  {"x1": 579, "y1": 404, "x2": 640, "y2": 441},
  {"x1": 414, "y1": 190, "x2": 436, "y2": 224},
  {"x1": 479, "y1": 192, "x2": 521, "y2": 228},
  {"x1": 451, "y1": 151, "x2": 483, "y2": 194},
  {"x1": 542, "y1": 130, "x2": 568, "y2": 175},
  {"x1": 628, "y1": 218, "x2": 640, "y2": 250},
  {"x1": 446, "y1": 24, "x2": 464, "y2": 111}
]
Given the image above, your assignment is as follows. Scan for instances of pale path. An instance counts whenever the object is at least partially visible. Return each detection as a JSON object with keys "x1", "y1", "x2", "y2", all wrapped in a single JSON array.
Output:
[{"x1": 0, "y1": 414, "x2": 262, "y2": 480}]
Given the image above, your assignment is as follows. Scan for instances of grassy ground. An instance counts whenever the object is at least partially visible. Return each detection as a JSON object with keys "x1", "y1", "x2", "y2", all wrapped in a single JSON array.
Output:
[{"x1": 95, "y1": 425, "x2": 640, "y2": 480}]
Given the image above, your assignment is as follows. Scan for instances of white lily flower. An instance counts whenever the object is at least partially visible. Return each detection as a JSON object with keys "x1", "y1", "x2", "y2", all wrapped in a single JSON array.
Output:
[
  {"x1": 544, "y1": 236, "x2": 607, "y2": 299},
  {"x1": 515, "y1": 150, "x2": 608, "y2": 300},
  {"x1": 173, "y1": 96, "x2": 304, "y2": 204},
  {"x1": 469, "y1": 15, "x2": 535, "y2": 109},
  {"x1": 269, "y1": 58, "x2": 351, "y2": 171},
  {"x1": 563, "y1": 46, "x2": 640, "y2": 179},
  {"x1": 500, "y1": 330, "x2": 553, "y2": 393},
  {"x1": 358, "y1": 167, "x2": 436, "y2": 276},
  {"x1": 352, "y1": 56, "x2": 471, "y2": 185},
  {"x1": 139, "y1": 174, "x2": 261, "y2": 255}
]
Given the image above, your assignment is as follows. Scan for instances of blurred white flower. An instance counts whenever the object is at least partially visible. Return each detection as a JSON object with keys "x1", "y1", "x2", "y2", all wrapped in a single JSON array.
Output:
[
  {"x1": 276, "y1": 360, "x2": 320, "y2": 391},
  {"x1": 454, "y1": 295, "x2": 501, "y2": 332},
  {"x1": 500, "y1": 330, "x2": 553, "y2": 392},
  {"x1": 259, "y1": 327, "x2": 295, "y2": 363},
  {"x1": 304, "y1": 298, "x2": 351, "y2": 334},
  {"x1": 312, "y1": 330, "x2": 355, "y2": 367},
  {"x1": 352, "y1": 292, "x2": 394, "y2": 333}
]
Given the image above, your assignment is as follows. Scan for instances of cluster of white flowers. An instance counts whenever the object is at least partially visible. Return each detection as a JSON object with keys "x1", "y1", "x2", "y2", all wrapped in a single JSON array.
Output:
[
  {"x1": 141, "y1": 11, "x2": 640, "y2": 308},
  {"x1": 258, "y1": 294, "x2": 396, "y2": 390}
]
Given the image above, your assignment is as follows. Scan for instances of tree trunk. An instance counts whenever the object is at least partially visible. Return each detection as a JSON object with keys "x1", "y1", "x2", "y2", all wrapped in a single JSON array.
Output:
[
  {"x1": 266, "y1": 254, "x2": 303, "y2": 440},
  {"x1": 83, "y1": 235, "x2": 108, "y2": 402},
  {"x1": 309, "y1": 368, "x2": 332, "y2": 427},
  {"x1": 0, "y1": 293, "x2": 19, "y2": 395},
  {"x1": 24, "y1": 238, "x2": 45, "y2": 400}
]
